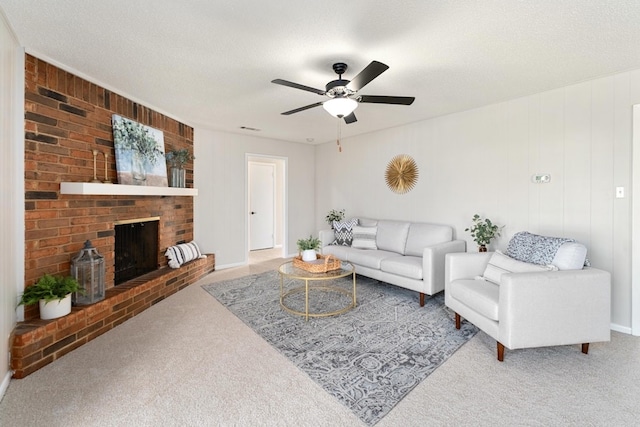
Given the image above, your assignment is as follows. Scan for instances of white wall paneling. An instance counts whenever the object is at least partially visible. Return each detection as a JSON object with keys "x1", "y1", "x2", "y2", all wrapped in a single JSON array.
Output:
[
  {"x1": 0, "y1": 9, "x2": 25, "y2": 398},
  {"x1": 315, "y1": 70, "x2": 640, "y2": 331},
  {"x1": 632, "y1": 104, "x2": 640, "y2": 336}
]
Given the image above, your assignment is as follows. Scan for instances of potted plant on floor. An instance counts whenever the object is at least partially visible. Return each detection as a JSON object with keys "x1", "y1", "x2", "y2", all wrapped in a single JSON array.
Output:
[
  {"x1": 465, "y1": 214, "x2": 503, "y2": 252},
  {"x1": 297, "y1": 235, "x2": 321, "y2": 262},
  {"x1": 18, "y1": 274, "x2": 82, "y2": 320}
]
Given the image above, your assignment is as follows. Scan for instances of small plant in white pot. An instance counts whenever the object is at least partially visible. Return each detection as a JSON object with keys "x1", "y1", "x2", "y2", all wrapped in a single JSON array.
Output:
[
  {"x1": 18, "y1": 274, "x2": 82, "y2": 320},
  {"x1": 297, "y1": 235, "x2": 321, "y2": 262}
]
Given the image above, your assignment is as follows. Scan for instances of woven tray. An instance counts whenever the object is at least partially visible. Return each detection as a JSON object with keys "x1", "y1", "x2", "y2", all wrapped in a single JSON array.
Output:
[{"x1": 293, "y1": 254, "x2": 341, "y2": 273}]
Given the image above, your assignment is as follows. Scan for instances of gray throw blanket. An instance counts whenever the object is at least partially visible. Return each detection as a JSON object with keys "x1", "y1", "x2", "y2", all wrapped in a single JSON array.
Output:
[{"x1": 506, "y1": 231, "x2": 589, "y2": 266}]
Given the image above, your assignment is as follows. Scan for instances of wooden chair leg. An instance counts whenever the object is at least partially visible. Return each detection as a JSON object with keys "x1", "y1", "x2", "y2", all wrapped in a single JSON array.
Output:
[
  {"x1": 419, "y1": 292, "x2": 425, "y2": 307},
  {"x1": 582, "y1": 343, "x2": 589, "y2": 354},
  {"x1": 497, "y1": 342, "x2": 505, "y2": 362},
  {"x1": 455, "y1": 313, "x2": 461, "y2": 329}
]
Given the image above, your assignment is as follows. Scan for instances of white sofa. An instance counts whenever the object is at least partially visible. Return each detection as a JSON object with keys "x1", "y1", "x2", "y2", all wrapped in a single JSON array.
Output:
[
  {"x1": 320, "y1": 219, "x2": 466, "y2": 306},
  {"x1": 445, "y1": 238, "x2": 611, "y2": 361}
]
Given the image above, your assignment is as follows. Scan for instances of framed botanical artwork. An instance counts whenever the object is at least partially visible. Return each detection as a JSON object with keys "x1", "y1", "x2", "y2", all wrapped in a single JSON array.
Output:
[{"x1": 112, "y1": 114, "x2": 168, "y2": 186}]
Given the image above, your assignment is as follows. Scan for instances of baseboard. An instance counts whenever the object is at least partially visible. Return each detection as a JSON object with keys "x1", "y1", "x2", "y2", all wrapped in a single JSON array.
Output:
[
  {"x1": 0, "y1": 370, "x2": 12, "y2": 402},
  {"x1": 216, "y1": 261, "x2": 248, "y2": 270},
  {"x1": 611, "y1": 323, "x2": 632, "y2": 335}
]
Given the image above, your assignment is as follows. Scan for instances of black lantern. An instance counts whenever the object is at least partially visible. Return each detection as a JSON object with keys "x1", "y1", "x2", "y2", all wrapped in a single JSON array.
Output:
[{"x1": 71, "y1": 240, "x2": 105, "y2": 305}]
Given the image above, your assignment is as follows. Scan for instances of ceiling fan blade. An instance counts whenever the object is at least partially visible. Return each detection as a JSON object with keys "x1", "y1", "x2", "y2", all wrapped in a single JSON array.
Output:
[
  {"x1": 271, "y1": 79, "x2": 326, "y2": 95},
  {"x1": 359, "y1": 95, "x2": 415, "y2": 105},
  {"x1": 343, "y1": 112, "x2": 357, "y2": 124},
  {"x1": 346, "y1": 61, "x2": 389, "y2": 92},
  {"x1": 281, "y1": 102, "x2": 324, "y2": 115}
]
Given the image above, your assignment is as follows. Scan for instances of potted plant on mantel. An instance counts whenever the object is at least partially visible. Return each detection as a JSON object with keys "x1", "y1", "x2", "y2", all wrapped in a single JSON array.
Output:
[
  {"x1": 465, "y1": 214, "x2": 503, "y2": 252},
  {"x1": 297, "y1": 235, "x2": 322, "y2": 262},
  {"x1": 18, "y1": 274, "x2": 82, "y2": 320},
  {"x1": 165, "y1": 148, "x2": 195, "y2": 188}
]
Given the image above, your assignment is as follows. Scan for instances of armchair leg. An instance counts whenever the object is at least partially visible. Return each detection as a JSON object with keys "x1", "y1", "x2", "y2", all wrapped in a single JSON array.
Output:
[
  {"x1": 582, "y1": 343, "x2": 589, "y2": 354},
  {"x1": 419, "y1": 292, "x2": 425, "y2": 307},
  {"x1": 455, "y1": 313, "x2": 461, "y2": 330},
  {"x1": 497, "y1": 342, "x2": 505, "y2": 362}
]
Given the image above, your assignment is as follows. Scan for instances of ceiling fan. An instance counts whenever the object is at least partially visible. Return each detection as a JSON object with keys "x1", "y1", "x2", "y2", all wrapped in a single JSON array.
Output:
[{"x1": 271, "y1": 61, "x2": 415, "y2": 124}]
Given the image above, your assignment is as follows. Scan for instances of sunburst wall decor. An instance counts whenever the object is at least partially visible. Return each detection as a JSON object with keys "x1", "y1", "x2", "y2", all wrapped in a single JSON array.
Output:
[{"x1": 385, "y1": 154, "x2": 419, "y2": 194}]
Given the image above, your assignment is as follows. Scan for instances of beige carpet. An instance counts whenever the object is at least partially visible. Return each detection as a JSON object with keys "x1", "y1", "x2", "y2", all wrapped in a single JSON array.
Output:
[{"x1": 1, "y1": 257, "x2": 639, "y2": 426}]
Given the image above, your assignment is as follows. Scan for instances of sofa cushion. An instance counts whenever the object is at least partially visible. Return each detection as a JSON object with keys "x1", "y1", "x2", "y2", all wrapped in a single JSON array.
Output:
[
  {"x1": 482, "y1": 251, "x2": 556, "y2": 285},
  {"x1": 380, "y1": 255, "x2": 423, "y2": 280},
  {"x1": 449, "y1": 279, "x2": 500, "y2": 321},
  {"x1": 357, "y1": 218, "x2": 378, "y2": 227},
  {"x1": 552, "y1": 242, "x2": 588, "y2": 270},
  {"x1": 331, "y1": 218, "x2": 358, "y2": 246},
  {"x1": 351, "y1": 226, "x2": 378, "y2": 249},
  {"x1": 322, "y1": 244, "x2": 352, "y2": 261},
  {"x1": 376, "y1": 220, "x2": 410, "y2": 254},
  {"x1": 405, "y1": 223, "x2": 453, "y2": 256},
  {"x1": 348, "y1": 249, "x2": 397, "y2": 269}
]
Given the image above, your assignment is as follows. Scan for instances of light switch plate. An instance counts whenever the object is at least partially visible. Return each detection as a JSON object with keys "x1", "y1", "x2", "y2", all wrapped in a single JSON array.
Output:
[{"x1": 616, "y1": 187, "x2": 625, "y2": 198}]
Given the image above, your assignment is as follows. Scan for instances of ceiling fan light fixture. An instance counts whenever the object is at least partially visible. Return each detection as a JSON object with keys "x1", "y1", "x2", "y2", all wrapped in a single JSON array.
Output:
[{"x1": 322, "y1": 97, "x2": 358, "y2": 118}]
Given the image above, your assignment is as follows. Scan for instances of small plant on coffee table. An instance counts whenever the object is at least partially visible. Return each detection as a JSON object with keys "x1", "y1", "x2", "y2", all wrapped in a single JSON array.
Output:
[
  {"x1": 297, "y1": 235, "x2": 321, "y2": 252},
  {"x1": 297, "y1": 235, "x2": 321, "y2": 262}
]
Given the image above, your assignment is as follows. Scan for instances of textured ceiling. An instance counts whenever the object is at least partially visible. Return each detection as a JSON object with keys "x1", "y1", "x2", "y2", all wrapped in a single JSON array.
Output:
[{"x1": 3, "y1": 1, "x2": 640, "y2": 144}]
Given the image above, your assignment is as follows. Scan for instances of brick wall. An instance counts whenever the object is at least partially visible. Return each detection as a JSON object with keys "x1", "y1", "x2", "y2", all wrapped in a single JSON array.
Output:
[{"x1": 23, "y1": 55, "x2": 197, "y2": 321}]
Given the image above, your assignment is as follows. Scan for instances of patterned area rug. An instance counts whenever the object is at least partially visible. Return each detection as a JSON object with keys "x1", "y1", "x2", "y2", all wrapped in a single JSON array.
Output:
[{"x1": 202, "y1": 270, "x2": 477, "y2": 426}]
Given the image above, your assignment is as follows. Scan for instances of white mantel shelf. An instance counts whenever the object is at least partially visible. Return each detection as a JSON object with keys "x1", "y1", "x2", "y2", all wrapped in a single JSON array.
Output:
[{"x1": 60, "y1": 182, "x2": 198, "y2": 196}]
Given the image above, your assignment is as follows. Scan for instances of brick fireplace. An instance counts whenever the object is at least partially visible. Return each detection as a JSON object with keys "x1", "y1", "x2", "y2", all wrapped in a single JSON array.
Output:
[{"x1": 12, "y1": 55, "x2": 215, "y2": 378}]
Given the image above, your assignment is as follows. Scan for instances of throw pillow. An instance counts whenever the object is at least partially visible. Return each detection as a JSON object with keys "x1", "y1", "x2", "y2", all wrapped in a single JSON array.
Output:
[
  {"x1": 331, "y1": 218, "x2": 358, "y2": 246},
  {"x1": 351, "y1": 226, "x2": 378, "y2": 250},
  {"x1": 482, "y1": 251, "x2": 556, "y2": 284},
  {"x1": 506, "y1": 231, "x2": 578, "y2": 265},
  {"x1": 165, "y1": 241, "x2": 206, "y2": 269}
]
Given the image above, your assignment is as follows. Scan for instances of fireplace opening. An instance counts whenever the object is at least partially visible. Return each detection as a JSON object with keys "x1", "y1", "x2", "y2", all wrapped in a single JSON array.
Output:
[{"x1": 114, "y1": 218, "x2": 159, "y2": 285}]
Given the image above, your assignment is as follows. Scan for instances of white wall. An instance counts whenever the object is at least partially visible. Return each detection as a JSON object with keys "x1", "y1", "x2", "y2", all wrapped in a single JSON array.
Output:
[
  {"x1": 316, "y1": 70, "x2": 640, "y2": 331},
  {"x1": 0, "y1": 10, "x2": 25, "y2": 399},
  {"x1": 194, "y1": 129, "x2": 315, "y2": 268}
]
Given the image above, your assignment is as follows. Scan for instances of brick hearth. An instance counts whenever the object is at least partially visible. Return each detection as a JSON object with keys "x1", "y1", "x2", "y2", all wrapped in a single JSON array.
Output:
[{"x1": 11, "y1": 255, "x2": 215, "y2": 378}]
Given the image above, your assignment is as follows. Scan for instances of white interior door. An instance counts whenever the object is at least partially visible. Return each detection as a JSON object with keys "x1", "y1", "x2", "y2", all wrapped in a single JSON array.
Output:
[{"x1": 249, "y1": 162, "x2": 275, "y2": 250}]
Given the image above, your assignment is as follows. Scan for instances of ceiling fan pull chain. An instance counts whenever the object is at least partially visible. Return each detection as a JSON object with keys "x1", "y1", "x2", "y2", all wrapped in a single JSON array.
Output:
[{"x1": 337, "y1": 120, "x2": 342, "y2": 153}]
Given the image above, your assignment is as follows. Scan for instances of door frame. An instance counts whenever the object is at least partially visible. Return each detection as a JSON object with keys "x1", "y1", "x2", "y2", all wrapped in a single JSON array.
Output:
[
  {"x1": 245, "y1": 153, "x2": 288, "y2": 262},
  {"x1": 632, "y1": 105, "x2": 640, "y2": 335},
  {"x1": 248, "y1": 161, "x2": 275, "y2": 251}
]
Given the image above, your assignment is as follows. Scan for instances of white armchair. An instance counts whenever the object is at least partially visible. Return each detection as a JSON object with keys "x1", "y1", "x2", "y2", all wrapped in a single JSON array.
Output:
[{"x1": 445, "y1": 251, "x2": 611, "y2": 361}]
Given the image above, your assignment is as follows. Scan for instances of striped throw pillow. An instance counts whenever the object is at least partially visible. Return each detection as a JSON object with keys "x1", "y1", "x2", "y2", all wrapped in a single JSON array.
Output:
[
  {"x1": 351, "y1": 226, "x2": 378, "y2": 250},
  {"x1": 165, "y1": 241, "x2": 205, "y2": 268}
]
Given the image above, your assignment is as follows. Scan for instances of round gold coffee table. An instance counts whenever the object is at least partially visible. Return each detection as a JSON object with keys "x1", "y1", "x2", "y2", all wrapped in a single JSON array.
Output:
[{"x1": 278, "y1": 260, "x2": 356, "y2": 321}]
